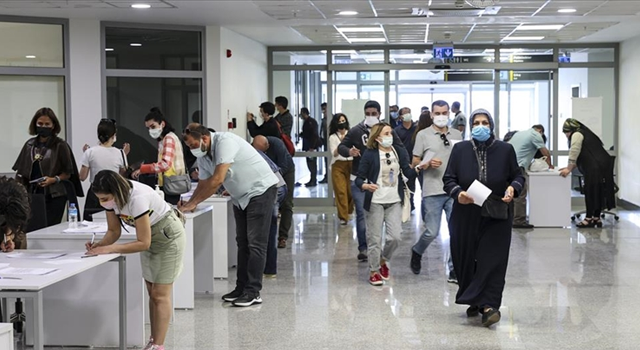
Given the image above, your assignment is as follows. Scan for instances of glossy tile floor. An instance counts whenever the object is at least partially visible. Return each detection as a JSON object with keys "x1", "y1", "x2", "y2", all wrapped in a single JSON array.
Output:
[{"x1": 64, "y1": 206, "x2": 640, "y2": 349}]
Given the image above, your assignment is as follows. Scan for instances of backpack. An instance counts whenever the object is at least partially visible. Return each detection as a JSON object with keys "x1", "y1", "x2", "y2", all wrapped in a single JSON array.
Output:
[{"x1": 276, "y1": 121, "x2": 295, "y2": 156}]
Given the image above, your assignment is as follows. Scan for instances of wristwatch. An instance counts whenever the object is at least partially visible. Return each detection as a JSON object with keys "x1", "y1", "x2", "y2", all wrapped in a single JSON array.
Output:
[{"x1": 55, "y1": 176, "x2": 61, "y2": 183}]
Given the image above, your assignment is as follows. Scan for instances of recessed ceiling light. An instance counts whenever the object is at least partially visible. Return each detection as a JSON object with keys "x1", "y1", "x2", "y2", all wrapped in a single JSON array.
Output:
[
  {"x1": 131, "y1": 4, "x2": 151, "y2": 9},
  {"x1": 25, "y1": 55, "x2": 36, "y2": 59},
  {"x1": 337, "y1": 27, "x2": 384, "y2": 33},
  {"x1": 130, "y1": 43, "x2": 143, "y2": 47},
  {"x1": 348, "y1": 38, "x2": 387, "y2": 43},
  {"x1": 516, "y1": 24, "x2": 565, "y2": 31},
  {"x1": 105, "y1": 48, "x2": 114, "y2": 51},
  {"x1": 338, "y1": 10, "x2": 358, "y2": 16},
  {"x1": 502, "y1": 36, "x2": 545, "y2": 41},
  {"x1": 558, "y1": 8, "x2": 577, "y2": 13}
]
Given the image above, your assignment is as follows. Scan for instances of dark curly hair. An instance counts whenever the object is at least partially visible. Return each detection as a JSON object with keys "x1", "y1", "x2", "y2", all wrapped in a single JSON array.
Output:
[{"x1": 0, "y1": 176, "x2": 31, "y2": 236}]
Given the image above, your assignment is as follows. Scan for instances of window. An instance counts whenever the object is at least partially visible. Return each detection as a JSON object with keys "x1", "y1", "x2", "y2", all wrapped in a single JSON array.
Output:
[
  {"x1": 105, "y1": 27, "x2": 202, "y2": 70},
  {"x1": 0, "y1": 21, "x2": 64, "y2": 68}
]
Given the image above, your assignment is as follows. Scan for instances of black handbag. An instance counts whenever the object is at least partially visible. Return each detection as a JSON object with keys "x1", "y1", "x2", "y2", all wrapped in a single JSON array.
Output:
[{"x1": 481, "y1": 194, "x2": 509, "y2": 220}]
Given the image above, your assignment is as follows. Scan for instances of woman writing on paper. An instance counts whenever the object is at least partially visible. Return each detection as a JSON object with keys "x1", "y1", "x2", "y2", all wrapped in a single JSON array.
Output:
[
  {"x1": 559, "y1": 118, "x2": 616, "y2": 228},
  {"x1": 355, "y1": 122, "x2": 412, "y2": 286},
  {"x1": 443, "y1": 109, "x2": 524, "y2": 327},
  {"x1": 79, "y1": 118, "x2": 131, "y2": 221},
  {"x1": 86, "y1": 170, "x2": 185, "y2": 350}
]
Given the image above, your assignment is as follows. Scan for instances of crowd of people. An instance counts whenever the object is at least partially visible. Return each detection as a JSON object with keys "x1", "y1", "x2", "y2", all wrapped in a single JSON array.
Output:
[{"x1": 0, "y1": 95, "x2": 617, "y2": 342}]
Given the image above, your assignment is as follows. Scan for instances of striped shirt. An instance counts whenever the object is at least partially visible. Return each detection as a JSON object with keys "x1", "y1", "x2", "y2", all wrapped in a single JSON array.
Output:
[{"x1": 140, "y1": 132, "x2": 185, "y2": 181}]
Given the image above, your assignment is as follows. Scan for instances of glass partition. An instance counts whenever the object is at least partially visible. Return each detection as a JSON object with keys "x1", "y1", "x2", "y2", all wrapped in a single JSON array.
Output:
[
  {"x1": 559, "y1": 48, "x2": 615, "y2": 63},
  {"x1": 0, "y1": 22, "x2": 64, "y2": 68}
]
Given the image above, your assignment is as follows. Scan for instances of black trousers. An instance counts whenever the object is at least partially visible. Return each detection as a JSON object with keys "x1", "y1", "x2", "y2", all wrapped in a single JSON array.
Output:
[
  {"x1": 306, "y1": 156, "x2": 318, "y2": 183},
  {"x1": 46, "y1": 195, "x2": 68, "y2": 227},
  {"x1": 233, "y1": 186, "x2": 278, "y2": 295}
]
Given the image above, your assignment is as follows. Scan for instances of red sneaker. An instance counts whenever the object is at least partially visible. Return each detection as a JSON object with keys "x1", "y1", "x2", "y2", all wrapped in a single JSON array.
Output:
[
  {"x1": 369, "y1": 272, "x2": 383, "y2": 286},
  {"x1": 379, "y1": 264, "x2": 390, "y2": 280}
]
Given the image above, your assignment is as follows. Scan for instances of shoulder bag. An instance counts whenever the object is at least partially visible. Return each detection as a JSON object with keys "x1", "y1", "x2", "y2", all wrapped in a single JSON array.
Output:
[{"x1": 390, "y1": 147, "x2": 412, "y2": 223}]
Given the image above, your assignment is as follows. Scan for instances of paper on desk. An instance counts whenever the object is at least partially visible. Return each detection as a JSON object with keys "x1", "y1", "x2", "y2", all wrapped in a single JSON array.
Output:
[
  {"x1": 0, "y1": 267, "x2": 58, "y2": 275},
  {"x1": 6, "y1": 252, "x2": 67, "y2": 259},
  {"x1": 63, "y1": 223, "x2": 108, "y2": 234},
  {"x1": 0, "y1": 263, "x2": 8, "y2": 269},
  {"x1": 44, "y1": 259, "x2": 82, "y2": 265},
  {"x1": 467, "y1": 180, "x2": 492, "y2": 207},
  {"x1": 417, "y1": 150, "x2": 437, "y2": 169}
]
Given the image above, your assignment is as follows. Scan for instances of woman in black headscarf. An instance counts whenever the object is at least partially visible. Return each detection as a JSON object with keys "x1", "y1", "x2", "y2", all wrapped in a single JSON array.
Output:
[
  {"x1": 443, "y1": 109, "x2": 525, "y2": 327},
  {"x1": 559, "y1": 118, "x2": 616, "y2": 228}
]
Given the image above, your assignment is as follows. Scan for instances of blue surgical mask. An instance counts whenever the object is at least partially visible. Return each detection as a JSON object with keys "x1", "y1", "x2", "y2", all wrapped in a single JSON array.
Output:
[
  {"x1": 379, "y1": 136, "x2": 393, "y2": 148},
  {"x1": 390, "y1": 111, "x2": 399, "y2": 119},
  {"x1": 471, "y1": 125, "x2": 491, "y2": 142}
]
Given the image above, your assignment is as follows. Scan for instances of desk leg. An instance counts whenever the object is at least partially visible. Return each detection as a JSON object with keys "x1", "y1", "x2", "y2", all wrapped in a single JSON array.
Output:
[
  {"x1": 118, "y1": 256, "x2": 127, "y2": 350},
  {"x1": 33, "y1": 290, "x2": 44, "y2": 350},
  {"x1": 1, "y1": 298, "x2": 7, "y2": 322}
]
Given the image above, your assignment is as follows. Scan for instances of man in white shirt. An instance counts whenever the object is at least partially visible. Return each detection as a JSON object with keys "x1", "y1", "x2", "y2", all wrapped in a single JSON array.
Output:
[{"x1": 179, "y1": 124, "x2": 278, "y2": 307}]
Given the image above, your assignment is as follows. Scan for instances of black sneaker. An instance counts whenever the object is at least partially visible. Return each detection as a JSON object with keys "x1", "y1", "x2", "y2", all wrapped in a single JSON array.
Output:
[
  {"x1": 410, "y1": 250, "x2": 422, "y2": 275},
  {"x1": 513, "y1": 223, "x2": 534, "y2": 229},
  {"x1": 357, "y1": 250, "x2": 368, "y2": 262},
  {"x1": 466, "y1": 305, "x2": 480, "y2": 317},
  {"x1": 305, "y1": 181, "x2": 317, "y2": 187},
  {"x1": 447, "y1": 271, "x2": 458, "y2": 284},
  {"x1": 222, "y1": 289, "x2": 243, "y2": 302},
  {"x1": 319, "y1": 178, "x2": 328, "y2": 184},
  {"x1": 232, "y1": 293, "x2": 263, "y2": 307},
  {"x1": 482, "y1": 308, "x2": 501, "y2": 327}
]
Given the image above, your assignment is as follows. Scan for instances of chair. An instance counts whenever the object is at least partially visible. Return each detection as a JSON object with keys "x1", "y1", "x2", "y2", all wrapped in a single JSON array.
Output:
[{"x1": 571, "y1": 156, "x2": 619, "y2": 222}]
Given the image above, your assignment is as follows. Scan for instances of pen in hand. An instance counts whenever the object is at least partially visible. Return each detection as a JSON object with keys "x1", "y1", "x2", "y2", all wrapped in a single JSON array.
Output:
[{"x1": 91, "y1": 233, "x2": 95, "y2": 246}]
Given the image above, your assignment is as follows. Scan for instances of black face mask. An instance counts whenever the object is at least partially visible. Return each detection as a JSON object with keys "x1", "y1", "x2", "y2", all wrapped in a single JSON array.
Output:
[
  {"x1": 36, "y1": 126, "x2": 53, "y2": 138},
  {"x1": 338, "y1": 122, "x2": 347, "y2": 130}
]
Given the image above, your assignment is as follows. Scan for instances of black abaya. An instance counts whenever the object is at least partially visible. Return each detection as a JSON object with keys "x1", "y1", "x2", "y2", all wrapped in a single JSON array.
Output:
[{"x1": 443, "y1": 137, "x2": 525, "y2": 309}]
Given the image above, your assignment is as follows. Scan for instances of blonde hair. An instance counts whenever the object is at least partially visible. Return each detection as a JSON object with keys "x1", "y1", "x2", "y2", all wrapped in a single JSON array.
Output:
[
  {"x1": 366, "y1": 122, "x2": 391, "y2": 149},
  {"x1": 92, "y1": 170, "x2": 133, "y2": 210}
]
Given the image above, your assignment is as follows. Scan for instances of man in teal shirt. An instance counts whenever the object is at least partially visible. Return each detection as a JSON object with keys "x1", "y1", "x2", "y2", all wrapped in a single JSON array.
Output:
[{"x1": 508, "y1": 125, "x2": 553, "y2": 228}]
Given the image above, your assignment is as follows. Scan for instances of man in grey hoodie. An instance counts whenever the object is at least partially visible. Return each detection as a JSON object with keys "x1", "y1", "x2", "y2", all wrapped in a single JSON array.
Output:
[{"x1": 338, "y1": 100, "x2": 409, "y2": 261}]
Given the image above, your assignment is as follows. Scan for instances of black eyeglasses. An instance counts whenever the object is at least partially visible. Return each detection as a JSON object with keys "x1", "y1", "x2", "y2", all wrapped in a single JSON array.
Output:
[
  {"x1": 385, "y1": 153, "x2": 392, "y2": 165},
  {"x1": 440, "y1": 133, "x2": 450, "y2": 146}
]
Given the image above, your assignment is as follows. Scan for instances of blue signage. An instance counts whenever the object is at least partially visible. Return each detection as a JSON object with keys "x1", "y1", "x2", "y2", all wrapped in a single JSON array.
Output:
[{"x1": 433, "y1": 47, "x2": 454, "y2": 59}]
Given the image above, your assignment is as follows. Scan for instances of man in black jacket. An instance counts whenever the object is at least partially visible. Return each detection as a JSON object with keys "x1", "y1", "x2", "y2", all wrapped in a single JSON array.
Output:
[
  {"x1": 248, "y1": 102, "x2": 280, "y2": 138},
  {"x1": 298, "y1": 107, "x2": 321, "y2": 187},
  {"x1": 252, "y1": 135, "x2": 295, "y2": 249},
  {"x1": 338, "y1": 100, "x2": 409, "y2": 262},
  {"x1": 274, "y1": 96, "x2": 293, "y2": 138}
]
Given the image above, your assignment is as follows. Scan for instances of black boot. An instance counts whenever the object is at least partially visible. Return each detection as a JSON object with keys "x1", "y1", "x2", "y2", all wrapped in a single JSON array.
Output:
[{"x1": 410, "y1": 250, "x2": 422, "y2": 275}]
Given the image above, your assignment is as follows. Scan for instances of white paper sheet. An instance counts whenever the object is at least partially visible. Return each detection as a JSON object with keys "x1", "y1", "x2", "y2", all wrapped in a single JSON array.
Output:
[
  {"x1": 6, "y1": 252, "x2": 67, "y2": 259},
  {"x1": 417, "y1": 150, "x2": 436, "y2": 169},
  {"x1": 0, "y1": 267, "x2": 58, "y2": 275},
  {"x1": 0, "y1": 263, "x2": 9, "y2": 269},
  {"x1": 63, "y1": 223, "x2": 108, "y2": 234},
  {"x1": 44, "y1": 259, "x2": 83, "y2": 265},
  {"x1": 467, "y1": 180, "x2": 492, "y2": 207}
]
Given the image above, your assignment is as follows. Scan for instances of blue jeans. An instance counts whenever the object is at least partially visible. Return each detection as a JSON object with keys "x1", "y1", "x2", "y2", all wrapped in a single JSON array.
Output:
[
  {"x1": 413, "y1": 194, "x2": 454, "y2": 272},
  {"x1": 264, "y1": 185, "x2": 287, "y2": 275},
  {"x1": 351, "y1": 181, "x2": 367, "y2": 252}
]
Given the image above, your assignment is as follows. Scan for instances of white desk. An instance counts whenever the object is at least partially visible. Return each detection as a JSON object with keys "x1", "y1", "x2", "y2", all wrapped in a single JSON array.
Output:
[
  {"x1": 0, "y1": 250, "x2": 125, "y2": 350},
  {"x1": 201, "y1": 196, "x2": 237, "y2": 280},
  {"x1": 0, "y1": 323, "x2": 12, "y2": 350},
  {"x1": 528, "y1": 170, "x2": 571, "y2": 227},
  {"x1": 27, "y1": 224, "x2": 144, "y2": 347},
  {"x1": 92, "y1": 206, "x2": 213, "y2": 309}
]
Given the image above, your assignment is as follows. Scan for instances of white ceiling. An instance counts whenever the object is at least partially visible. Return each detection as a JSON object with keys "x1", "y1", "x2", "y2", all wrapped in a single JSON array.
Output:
[{"x1": 0, "y1": 0, "x2": 639, "y2": 46}]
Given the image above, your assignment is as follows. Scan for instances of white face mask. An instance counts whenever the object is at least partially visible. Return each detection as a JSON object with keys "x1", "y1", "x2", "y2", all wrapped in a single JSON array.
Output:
[
  {"x1": 401, "y1": 113, "x2": 412, "y2": 122},
  {"x1": 379, "y1": 136, "x2": 393, "y2": 148},
  {"x1": 190, "y1": 139, "x2": 207, "y2": 158},
  {"x1": 149, "y1": 128, "x2": 163, "y2": 139},
  {"x1": 364, "y1": 116, "x2": 379, "y2": 128},
  {"x1": 433, "y1": 115, "x2": 449, "y2": 128}
]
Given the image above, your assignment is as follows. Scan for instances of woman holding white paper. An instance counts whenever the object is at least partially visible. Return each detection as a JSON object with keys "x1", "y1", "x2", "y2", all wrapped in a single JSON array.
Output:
[{"x1": 443, "y1": 109, "x2": 524, "y2": 328}]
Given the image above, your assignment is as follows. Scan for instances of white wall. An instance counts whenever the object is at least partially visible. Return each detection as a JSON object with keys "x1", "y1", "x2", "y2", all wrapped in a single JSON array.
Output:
[
  {"x1": 619, "y1": 35, "x2": 640, "y2": 206},
  {"x1": 69, "y1": 19, "x2": 102, "y2": 209},
  {"x1": 206, "y1": 26, "x2": 268, "y2": 140}
]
